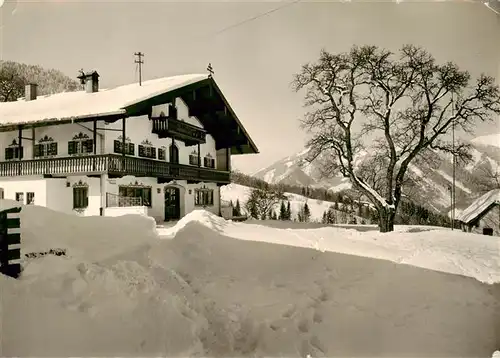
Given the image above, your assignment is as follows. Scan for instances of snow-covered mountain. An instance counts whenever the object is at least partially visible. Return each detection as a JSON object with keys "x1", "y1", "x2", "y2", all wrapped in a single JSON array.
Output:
[{"x1": 254, "y1": 133, "x2": 500, "y2": 213}]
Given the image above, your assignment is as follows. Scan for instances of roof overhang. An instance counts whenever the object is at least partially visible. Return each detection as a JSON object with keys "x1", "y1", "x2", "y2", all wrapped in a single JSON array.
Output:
[
  {"x1": 123, "y1": 77, "x2": 259, "y2": 155},
  {"x1": 0, "y1": 110, "x2": 126, "y2": 133}
]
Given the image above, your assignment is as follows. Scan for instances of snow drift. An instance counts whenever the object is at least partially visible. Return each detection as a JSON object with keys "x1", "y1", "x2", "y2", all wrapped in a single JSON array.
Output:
[{"x1": 1, "y1": 201, "x2": 499, "y2": 357}]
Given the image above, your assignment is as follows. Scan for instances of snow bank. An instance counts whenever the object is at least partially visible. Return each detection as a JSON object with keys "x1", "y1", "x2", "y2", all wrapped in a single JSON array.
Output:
[
  {"x1": 158, "y1": 209, "x2": 231, "y2": 238},
  {"x1": 2, "y1": 203, "x2": 499, "y2": 357}
]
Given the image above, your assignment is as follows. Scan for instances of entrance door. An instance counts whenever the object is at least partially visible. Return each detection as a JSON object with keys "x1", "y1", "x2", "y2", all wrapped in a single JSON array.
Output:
[
  {"x1": 169, "y1": 144, "x2": 179, "y2": 164},
  {"x1": 164, "y1": 187, "x2": 180, "y2": 221}
]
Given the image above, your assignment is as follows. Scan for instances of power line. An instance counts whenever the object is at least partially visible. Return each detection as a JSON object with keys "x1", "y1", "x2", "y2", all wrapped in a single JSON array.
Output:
[
  {"x1": 184, "y1": 0, "x2": 303, "y2": 49},
  {"x1": 212, "y1": 0, "x2": 303, "y2": 37}
]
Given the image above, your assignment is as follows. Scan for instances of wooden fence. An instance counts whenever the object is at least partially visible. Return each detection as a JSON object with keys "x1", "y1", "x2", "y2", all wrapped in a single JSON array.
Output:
[{"x1": 0, "y1": 207, "x2": 21, "y2": 278}]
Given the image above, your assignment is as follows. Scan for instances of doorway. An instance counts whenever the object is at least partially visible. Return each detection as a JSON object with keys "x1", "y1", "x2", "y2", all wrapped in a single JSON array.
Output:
[
  {"x1": 483, "y1": 227, "x2": 493, "y2": 236},
  {"x1": 164, "y1": 186, "x2": 180, "y2": 221},
  {"x1": 169, "y1": 144, "x2": 179, "y2": 164}
]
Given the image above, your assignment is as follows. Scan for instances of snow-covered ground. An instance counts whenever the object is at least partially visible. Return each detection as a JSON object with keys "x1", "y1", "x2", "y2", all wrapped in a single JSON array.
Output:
[{"x1": 1, "y1": 200, "x2": 499, "y2": 357}]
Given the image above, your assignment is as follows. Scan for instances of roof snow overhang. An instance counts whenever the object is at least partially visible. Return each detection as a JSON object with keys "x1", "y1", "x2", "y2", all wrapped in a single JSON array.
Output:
[{"x1": 0, "y1": 75, "x2": 258, "y2": 155}]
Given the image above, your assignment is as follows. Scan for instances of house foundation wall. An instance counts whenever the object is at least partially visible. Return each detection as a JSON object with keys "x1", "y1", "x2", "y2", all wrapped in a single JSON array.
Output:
[{"x1": 0, "y1": 175, "x2": 221, "y2": 222}]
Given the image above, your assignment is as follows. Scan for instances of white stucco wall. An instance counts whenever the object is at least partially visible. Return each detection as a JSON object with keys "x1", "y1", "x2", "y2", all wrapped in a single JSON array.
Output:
[
  {"x1": 0, "y1": 177, "x2": 47, "y2": 206},
  {"x1": 0, "y1": 123, "x2": 106, "y2": 161},
  {"x1": 105, "y1": 175, "x2": 220, "y2": 222}
]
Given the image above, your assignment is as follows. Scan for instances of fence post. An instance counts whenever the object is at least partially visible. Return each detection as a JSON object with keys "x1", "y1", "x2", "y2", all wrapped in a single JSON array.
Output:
[{"x1": 0, "y1": 207, "x2": 22, "y2": 278}]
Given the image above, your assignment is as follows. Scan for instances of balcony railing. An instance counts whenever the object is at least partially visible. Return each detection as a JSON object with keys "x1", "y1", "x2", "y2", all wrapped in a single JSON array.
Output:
[
  {"x1": 0, "y1": 154, "x2": 230, "y2": 184},
  {"x1": 151, "y1": 117, "x2": 206, "y2": 145}
]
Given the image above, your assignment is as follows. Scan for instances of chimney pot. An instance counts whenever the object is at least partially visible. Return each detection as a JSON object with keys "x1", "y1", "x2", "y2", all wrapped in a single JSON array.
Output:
[
  {"x1": 25, "y1": 83, "x2": 38, "y2": 101},
  {"x1": 77, "y1": 70, "x2": 100, "y2": 93}
]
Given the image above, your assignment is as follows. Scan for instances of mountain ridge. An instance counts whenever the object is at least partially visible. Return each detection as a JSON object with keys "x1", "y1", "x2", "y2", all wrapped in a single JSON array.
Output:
[{"x1": 254, "y1": 133, "x2": 500, "y2": 214}]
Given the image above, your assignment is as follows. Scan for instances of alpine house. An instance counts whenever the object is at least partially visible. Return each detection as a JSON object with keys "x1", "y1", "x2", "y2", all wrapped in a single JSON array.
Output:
[{"x1": 0, "y1": 71, "x2": 258, "y2": 222}]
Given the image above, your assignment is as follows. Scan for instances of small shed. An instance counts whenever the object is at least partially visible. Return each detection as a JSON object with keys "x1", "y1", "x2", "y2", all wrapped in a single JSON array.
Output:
[{"x1": 456, "y1": 189, "x2": 500, "y2": 236}]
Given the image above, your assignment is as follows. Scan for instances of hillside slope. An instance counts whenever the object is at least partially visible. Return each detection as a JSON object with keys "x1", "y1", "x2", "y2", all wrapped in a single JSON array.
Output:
[
  {"x1": 221, "y1": 183, "x2": 369, "y2": 224},
  {"x1": 254, "y1": 133, "x2": 500, "y2": 213}
]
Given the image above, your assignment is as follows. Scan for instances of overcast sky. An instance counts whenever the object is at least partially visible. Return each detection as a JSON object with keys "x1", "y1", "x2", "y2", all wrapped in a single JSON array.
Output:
[{"x1": 0, "y1": 0, "x2": 499, "y2": 174}]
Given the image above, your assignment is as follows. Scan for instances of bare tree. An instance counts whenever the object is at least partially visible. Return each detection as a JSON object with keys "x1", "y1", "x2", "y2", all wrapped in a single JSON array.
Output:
[
  {"x1": 292, "y1": 44, "x2": 500, "y2": 232},
  {"x1": 245, "y1": 187, "x2": 287, "y2": 220}
]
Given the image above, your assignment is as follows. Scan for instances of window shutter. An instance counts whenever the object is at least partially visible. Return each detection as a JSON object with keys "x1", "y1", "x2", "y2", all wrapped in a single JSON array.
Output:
[
  {"x1": 84, "y1": 192, "x2": 89, "y2": 207},
  {"x1": 85, "y1": 139, "x2": 94, "y2": 153},
  {"x1": 113, "y1": 140, "x2": 121, "y2": 154},
  {"x1": 68, "y1": 141, "x2": 76, "y2": 155},
  {"x1": 5, "y1": 148, "x2": 13, "y2": 160},
  {"x1": 138, "y1": 145, "x2": 145, "y2": 157},
  {"x1": 151, "y1": 147, "x2": 157, "y2": 159},
  {"x1": 128, "y1": 143, "x2": 135, "y2": 156},
  {"x1": 34, "y1": 144, "x2": 41, "y2": 157},
  {"x1": 50, "y1": 142, "x2": 58, "y2": 156}
]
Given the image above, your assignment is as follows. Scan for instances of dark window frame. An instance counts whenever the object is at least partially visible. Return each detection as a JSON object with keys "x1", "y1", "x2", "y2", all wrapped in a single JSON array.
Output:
[
  {"x1": 68, "y1": 139, "x2": 94, "y2": 155},
  {"x1": 27, "y1": 192, "x2": 35, "y2": 205},
  {"x1": 73, "y1": 187, "x2": 89, "y2": 209},
  {"x1": 113, "y1": 140, "x2": 135, "y2": 156},
  {"x1": 15, "y1": 192, "x2": 24, "y2": 204},
  {"x1": 5, "y1": 147, "x2": 24, "y2": 160},
  {"x1": 203, "y1": 156, "x2": 215, "y2": 169},
  {"x1": 34, "y1": 142, "x2": 58, "y2": 157},
  {"x1": 194, "y1": 188, "x2": 214, "y2": 207},
  {"x1": 138, "y1": 145, "x2": 157, "y2": 159}
]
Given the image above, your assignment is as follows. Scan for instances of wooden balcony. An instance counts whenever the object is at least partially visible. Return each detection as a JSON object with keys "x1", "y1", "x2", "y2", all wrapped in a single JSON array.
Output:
[
  {"x1": 151, "y1": 117, "x2": 206, "y2": 146},
  {"x1": 0, "y1": 154, "x2": 230, "y2": 184}
]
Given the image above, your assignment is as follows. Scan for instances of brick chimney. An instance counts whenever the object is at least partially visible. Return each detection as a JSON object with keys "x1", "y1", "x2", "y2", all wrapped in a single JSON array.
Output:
[
  {"x1": 77, "y1": 70, "x2": 100, "y2": 93},
  {"x1": 25, "y1": 83, "x2": 38, "y2": 101}
]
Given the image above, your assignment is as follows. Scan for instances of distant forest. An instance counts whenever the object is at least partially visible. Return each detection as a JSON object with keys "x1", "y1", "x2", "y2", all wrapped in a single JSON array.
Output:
[
  {"x1": 231, "y1": 170, "x2": 456, "y2": 228},
  {"x1": 0, "y1": 60, "x2": 80, "y2": 102}
]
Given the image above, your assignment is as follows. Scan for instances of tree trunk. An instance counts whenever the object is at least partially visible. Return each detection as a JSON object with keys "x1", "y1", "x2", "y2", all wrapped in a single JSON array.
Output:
[{"x1": 378, "y1": 207, "x2": 396, "y2": 233}]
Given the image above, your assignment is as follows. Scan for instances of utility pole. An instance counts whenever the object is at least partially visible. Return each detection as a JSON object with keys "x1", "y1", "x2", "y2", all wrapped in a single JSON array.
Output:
[
  {"x1": 134, "y1": 52, "x2": 144, "y2": 86},
  {"x1": 451, "y1": 92, "x2": 456, "y2": 230}
]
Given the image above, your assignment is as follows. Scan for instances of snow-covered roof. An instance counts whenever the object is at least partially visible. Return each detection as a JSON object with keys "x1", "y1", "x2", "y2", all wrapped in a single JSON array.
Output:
[
  {"x1": 0, "y1": 74, "x2": 208, "y2": 127},
  {"x1": 470, "y1": 133, "x2": 500, "y2": 148},
  {"x1": 456, "y1": 189, "x2": 500, "y2": 224}
]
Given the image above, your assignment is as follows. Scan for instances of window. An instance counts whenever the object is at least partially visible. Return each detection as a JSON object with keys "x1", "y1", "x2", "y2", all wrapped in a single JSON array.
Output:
[
  {"x1": 68, "y1": 139, "x2": 93, "y2": 155},
  {"x1": 189, "y1": 152, "x2": 199, "y2": 166},
  {"x1": 113, "y1": 140, "x2": 135, "y2": 155},
  {"x1": 15, "y1": 192, "x2": 24, "y2": 204},
  {"x1": 34, "y1": 143, "x2": 58, "y2": 157},
  {"x1": 34, "y1": 135, "x2": 58, "y2": 157},
  {"x1": 5, "y1": 147, "x2": 23, "y2": 160},
  {"x1": 73, "y1": 187, "x2": 89, "y2": 209},
  {"x1": 203, "y1": 155, "x2": 215, "y2": 168},
  {"x1": 68, "y1": 132, "x2": 93, "y2": 155},
  {"x1": 194, "y1": 188, "x2": 214, "y2": 206},
  {"x1": 138, "y1": 145, "x2": 157, "y2": 159},
  {"x1": 158, "y1": 148, "x2": 166, "y2": 161},
  {"x1": 0, "y1": 188, "x2": 4, "y2": 200},
  {"x1": 27, "y1": 192, "x2": 35, "y2": 205},
  {"x1": 118, "y1": 186, "x2": 152, "y2": 207}
]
